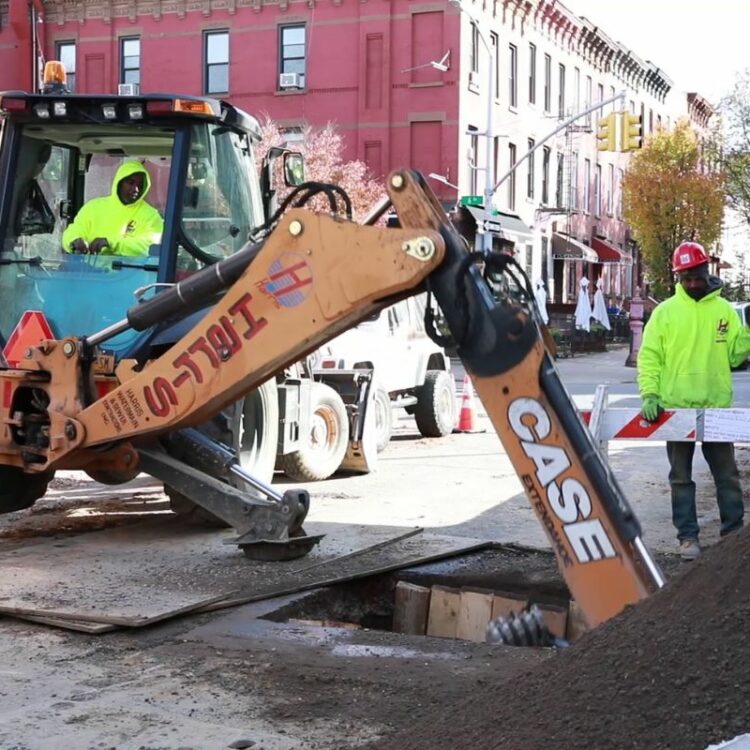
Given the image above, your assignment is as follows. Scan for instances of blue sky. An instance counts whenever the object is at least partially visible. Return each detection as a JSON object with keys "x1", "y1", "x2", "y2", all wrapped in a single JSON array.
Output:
[{"x1": 566, "y1": 0, "x2": 749, "y2": 105}]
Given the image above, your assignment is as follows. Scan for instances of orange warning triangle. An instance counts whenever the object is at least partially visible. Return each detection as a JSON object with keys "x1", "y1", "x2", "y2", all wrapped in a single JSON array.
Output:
[{"x1": 3, "y1": 311, "x2": 54, "y2": 367}]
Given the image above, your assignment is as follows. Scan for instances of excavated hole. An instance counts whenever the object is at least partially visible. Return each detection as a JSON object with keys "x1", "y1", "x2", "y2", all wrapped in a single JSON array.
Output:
[{"x1": 262, "y1": 550, "x2": 580, "y2": 645}]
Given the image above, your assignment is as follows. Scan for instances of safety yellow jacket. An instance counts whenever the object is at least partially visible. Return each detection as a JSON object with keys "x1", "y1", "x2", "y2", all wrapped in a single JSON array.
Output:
[
  {"x1": 62, "y1": 161, "x2": 163, "y2": 257},
  {"x1": 638, "y1": 281, "x2": 750, "y2": 408}
]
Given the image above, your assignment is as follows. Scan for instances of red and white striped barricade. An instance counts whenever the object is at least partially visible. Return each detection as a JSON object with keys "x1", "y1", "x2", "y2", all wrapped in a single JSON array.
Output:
[{"x1": 580, "y1": 386, "x2": 750, "y2": 454}]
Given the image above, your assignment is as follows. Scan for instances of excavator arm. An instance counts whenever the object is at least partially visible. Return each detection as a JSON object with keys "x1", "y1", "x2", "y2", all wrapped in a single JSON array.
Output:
[{"x1": 0, "y1": 170, "x2": 663, "y2": 626}]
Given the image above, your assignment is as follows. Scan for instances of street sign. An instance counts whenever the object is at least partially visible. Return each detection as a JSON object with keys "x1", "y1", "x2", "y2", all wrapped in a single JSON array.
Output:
[{"x1": 483, "y1": 219, "x2": 502, "y2": 233}]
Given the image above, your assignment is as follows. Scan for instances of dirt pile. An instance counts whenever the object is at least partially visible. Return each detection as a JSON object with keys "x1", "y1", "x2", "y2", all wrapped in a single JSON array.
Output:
[{"x1": 365, "y1": 527, "x2": 750, "y2": 750}]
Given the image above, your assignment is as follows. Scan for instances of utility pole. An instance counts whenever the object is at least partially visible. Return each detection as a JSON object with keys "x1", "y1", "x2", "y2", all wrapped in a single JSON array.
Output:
[{"x1": 450, "y1": 0, "x2": 496, "y2": 254}]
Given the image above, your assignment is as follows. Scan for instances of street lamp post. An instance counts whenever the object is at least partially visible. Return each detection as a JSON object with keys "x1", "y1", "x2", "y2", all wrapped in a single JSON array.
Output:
[{"x1": 450, "y1": 0, "x2": 495, "y2": 254}]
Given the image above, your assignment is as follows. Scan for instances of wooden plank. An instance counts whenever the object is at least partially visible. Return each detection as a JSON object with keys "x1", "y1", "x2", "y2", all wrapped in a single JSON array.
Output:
[
  {"x1": 392, "y1": 581, "x2": 431, "y2": 635},
  {"x1": 490, "y1": 592, "x2": 527, "y2": 621},
  {"x1": 456, "y1": 589, "x2": 494, "y2": 643},
  {"x1": 537, "y1": 603, "x2": 568, "y2": 640},
  {"x1": 566, "y1": 599, "x2": 589, "y2": 643},
  {"x1": 8, "y1": 614, "x2": 117, "y2": 634},
  {"x1": 426, "y1": 586, "x2": 460, "y2": 639},
  {"x1": 291, "y1": 527, "x2": 423, "y2": 574}
]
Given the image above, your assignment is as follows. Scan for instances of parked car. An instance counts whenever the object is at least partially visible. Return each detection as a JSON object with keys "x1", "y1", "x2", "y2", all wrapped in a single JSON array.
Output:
[{"x1": 313, "y1": 294, "x2": 456, "y2": 452}]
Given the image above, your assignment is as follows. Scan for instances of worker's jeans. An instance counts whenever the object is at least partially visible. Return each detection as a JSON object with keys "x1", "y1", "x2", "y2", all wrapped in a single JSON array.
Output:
[{"x1": 666, "y1": 441, "x2": 744, "y2": 541}]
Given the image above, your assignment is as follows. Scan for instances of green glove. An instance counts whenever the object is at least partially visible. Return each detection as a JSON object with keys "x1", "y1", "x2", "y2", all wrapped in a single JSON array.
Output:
[{"x1": 641, "y1": 394, "x2": 661, "y2": 422}]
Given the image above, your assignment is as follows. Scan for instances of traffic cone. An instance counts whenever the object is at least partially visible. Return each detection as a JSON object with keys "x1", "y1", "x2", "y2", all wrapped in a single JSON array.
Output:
[{"x1": 455, "y1": 374, "x2": 480, "y2": 433}]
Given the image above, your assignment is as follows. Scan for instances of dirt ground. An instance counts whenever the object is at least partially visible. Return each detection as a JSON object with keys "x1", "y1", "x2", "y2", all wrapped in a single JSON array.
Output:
[{"x1": 365, "y1": 524, "x2": 750, "y2": 750}]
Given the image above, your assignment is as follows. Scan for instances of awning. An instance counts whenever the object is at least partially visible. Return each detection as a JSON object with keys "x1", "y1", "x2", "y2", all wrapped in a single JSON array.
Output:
[
  {"x1": 463, "y1": 206, "x2": 533, "y2": 243},
  {"x1": 551, "y1": 232, "x2": 598, "y2": 263},
  {"x1": 592, "y1": 236, "x2": 633, "y2": 265}
]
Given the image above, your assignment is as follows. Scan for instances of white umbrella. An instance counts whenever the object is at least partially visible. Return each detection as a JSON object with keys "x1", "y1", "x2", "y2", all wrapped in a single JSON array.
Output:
[
  {"x1": 574, "y1": 277, "x2": 592, "y2": 332},
  {"x1": 534, "y1": 278, "x2": 549, "y2": 325},
  {"x1": 592, "y1": 278, "x2": 611, "y2": 331}
]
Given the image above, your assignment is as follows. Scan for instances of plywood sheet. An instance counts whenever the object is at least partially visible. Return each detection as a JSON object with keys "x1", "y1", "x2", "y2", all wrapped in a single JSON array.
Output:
[{"x1": 0, "y1": 517, "x2": 488, "y2": 631}]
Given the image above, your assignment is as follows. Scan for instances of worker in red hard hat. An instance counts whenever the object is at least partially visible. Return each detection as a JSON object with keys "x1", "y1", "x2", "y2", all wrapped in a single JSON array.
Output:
[{"x1": 637, "y1": 240, "x2": 750, "y2": 560}]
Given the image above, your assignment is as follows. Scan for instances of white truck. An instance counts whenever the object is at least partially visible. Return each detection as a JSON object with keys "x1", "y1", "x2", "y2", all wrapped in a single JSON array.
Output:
[{"x1": 312, "y1": 295, "x2": 456, "y2": 454}]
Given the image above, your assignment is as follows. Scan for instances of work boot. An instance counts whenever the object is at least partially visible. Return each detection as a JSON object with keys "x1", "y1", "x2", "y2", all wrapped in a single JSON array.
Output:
[{"x1": 678, "y1": 538, "x2": 701, "y2": 561}]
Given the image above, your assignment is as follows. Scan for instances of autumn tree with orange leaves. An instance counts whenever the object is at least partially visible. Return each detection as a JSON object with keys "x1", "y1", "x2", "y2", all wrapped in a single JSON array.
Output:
[
  {"x1": 256, "y1": 118, "x2": 384, "y2": 222},
  {"x1": 622, "y1": 120, "x2": 725, "y2": 299}
]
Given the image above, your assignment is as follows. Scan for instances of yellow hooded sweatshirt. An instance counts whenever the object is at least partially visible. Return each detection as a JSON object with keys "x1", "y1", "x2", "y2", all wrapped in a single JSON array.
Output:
[{"x1": 62, "y1": 160, "x2": 164, "y2": 257}]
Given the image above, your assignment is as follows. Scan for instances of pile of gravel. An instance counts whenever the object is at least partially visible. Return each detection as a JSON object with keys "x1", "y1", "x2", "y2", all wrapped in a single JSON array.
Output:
[{"x1": 366, "y1": 527, "x2": 750, "y2": 750}]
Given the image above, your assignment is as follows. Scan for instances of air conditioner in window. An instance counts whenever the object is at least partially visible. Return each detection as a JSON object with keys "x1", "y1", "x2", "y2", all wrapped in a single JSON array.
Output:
[
  {"x1": 118, "y1": 83, "x2": 140, "y2": 96},
  {"x1": 279, "y1": 72, "x2": 302, "y2": 89}
]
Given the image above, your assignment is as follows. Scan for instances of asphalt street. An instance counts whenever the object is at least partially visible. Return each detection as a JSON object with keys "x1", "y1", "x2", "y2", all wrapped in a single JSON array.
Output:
[{"x1": 291, "y1": 344, "x2": 750, "y2": 559}]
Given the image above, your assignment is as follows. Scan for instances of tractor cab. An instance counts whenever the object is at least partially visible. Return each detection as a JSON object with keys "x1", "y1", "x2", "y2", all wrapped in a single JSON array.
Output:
[{"x1": 0, "y1": 63, "x2": 270, "y2": 359}]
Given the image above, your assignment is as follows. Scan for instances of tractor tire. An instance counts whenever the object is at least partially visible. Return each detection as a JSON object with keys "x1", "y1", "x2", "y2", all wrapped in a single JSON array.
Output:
[
  {"x1": 414, "y1": 370, "x2": 456, "y2": 438},
  {"x1": 167, "y1": 377, "x2": 280, "y2": 528},
  {"x1": 373, "y1": 385, "x2": 393, "y2": 453},
  {"x1": 278, "y1": 382, "x2": 349, "y2": 482},
  {"x1": 0, "y1": 466, "x2": 54, "y2": 514}
]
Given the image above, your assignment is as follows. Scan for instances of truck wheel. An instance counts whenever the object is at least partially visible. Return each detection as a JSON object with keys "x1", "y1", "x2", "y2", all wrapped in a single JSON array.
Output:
[
  {"x1": 233, "y1": 377, "x2": 280, "y2": 490},
  {"x1": 0, "y1": 466, "x2": 53, "y2": 514},
  {"x1": 414, "y1": 370, "x2": 456, "y2": 438},
  {"x1": 168, "y1": 378, "x2": 280, "y2": 528},
  {"x1": 373, "y1": 385, "x2": 393, "y2": 453},
  {"x1": 279, "y1": 382, "x2": 349, "y2": 481}
]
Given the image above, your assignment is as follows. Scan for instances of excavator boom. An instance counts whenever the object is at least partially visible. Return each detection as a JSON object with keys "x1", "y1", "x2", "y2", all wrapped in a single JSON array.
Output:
[{"x1": 0, "y1": 169, "x2": 663, "y2": 625}]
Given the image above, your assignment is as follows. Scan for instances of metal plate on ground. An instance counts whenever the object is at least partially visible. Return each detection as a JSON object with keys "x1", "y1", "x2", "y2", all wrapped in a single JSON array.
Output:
[{"x1": 0, "y1": 517, "x2": 489, "y2": 631}]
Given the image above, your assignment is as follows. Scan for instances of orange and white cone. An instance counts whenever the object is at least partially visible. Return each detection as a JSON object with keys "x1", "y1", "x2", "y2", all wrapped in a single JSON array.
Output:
[{"x1": 455, "y1": 374, "x2": 480, "y2": 433}]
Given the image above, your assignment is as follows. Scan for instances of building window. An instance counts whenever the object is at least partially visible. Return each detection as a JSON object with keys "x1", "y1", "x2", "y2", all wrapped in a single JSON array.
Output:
[
  {"x1": 490, "y1": 32, "x2": 499, "y2": 100},
  {"x1": 204, "y1": 31, "x2": 229, "y2": 94},
  {"x1": 494, "y1": 136, "x2": 502, "y2": 188},
  {"x1": 469, "y1": 126, "x2": 479, "y2": 196},
  {"x1": 543, "y1": 54, "x2": 551, "y2": 113},
  {"x1": 280, "y1": 24, "x2": 306, "y2": 88},
  {"x1": 594, "y1": 163, "x2": 601, "y2": 217},
  {"x1": 597, "y1": 83, "x2": 604, "y2": 117},
  {"x1": 542, "y1": 146, "x2": 550, "y2": 205},
  {"x1": 585, "y1": 75, "x2": 592, "y2": 127},
  {"x1": 570, "y1": 152, "x2": 578, "y2": 210},
  {"x1": 527, "y1": 138, "x2": 535, "y2": 199},
  {"x1": 528, "y1": 43, "x2": 536, "y2": 104},
  {"x1": 470, "y1": 23, "x2": 479, "y2": 74},
  {"x1": 509, "y1": 44, "x2": 517, "y2": 108},
  {"x1": 556, "y1": 152, "x2": 564, "y2": 208},
  {"x1": 508, "y1": 142, "x2": 517, "y2": 211},
  {"x1": 558, "y1": 63, "x2": 566, "y2": 117},
  {"x1": 57, "y1": 41, "x2": 76, "y2": 91},
  {"x1": 609, "y1": 85, "x2": 616, "y2": 113},
  {"x1": 617, "y1": 168, "x2": 624, "y2": 219},
  {"x1": 584, "y1": 158, "x2": 591, "y2": 213},
  {"x1": 120, "y1": 37, "x2": 140, "y2": 86},
  {"x1": 525, "y1": 245, "x2": 533, "y2": 278},
  {"x1": 574, "y1": 66, "x2": 580, "y2": 113},
  {"x1": 607, "y1": 163, "x2": 614, "y2": 216}
]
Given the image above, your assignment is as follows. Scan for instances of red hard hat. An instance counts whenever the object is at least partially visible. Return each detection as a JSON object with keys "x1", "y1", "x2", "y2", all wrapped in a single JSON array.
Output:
[{"x1": 672, "y1": 241, "x2": 709, "y2": 272}]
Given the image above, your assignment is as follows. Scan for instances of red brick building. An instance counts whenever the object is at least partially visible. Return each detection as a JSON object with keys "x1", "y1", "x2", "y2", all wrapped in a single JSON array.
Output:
[
  {"x1": 0, "y1": 0, "x2": 461, "y2": 208},
  {"x1": 1, "y1": 0, "x2": 704, "y2": 303}
]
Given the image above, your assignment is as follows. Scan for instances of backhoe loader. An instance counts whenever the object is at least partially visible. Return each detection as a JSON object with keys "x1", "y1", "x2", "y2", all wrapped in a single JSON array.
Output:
[{"x1": 0, "y1": 63, "x2": 665, "y2": 627}]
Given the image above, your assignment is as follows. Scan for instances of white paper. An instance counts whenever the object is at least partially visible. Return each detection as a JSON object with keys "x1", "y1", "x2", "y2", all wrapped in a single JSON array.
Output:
[{"x1": 703, "y1": 409, "x2": 750, "y2": 442}]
